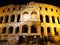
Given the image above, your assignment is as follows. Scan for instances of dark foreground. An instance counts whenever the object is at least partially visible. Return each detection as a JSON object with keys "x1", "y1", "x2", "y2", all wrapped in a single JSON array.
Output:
[{"x1": 0, "y1": 42, "x2": 60, "y2": 45}]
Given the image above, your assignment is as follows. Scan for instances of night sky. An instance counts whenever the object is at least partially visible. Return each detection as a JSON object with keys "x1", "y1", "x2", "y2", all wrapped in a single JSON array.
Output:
[{"x1": 0, "y1": 0, "x2": 60, "y2": 7}]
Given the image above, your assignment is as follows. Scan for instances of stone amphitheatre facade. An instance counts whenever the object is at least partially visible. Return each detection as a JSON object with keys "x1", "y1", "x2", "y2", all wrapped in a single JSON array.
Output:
[{"x1": 0, "y1": 2, "x2": 60, "y2": 44}]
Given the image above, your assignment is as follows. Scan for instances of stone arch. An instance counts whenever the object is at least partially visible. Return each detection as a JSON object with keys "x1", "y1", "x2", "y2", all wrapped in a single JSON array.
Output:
[
  {"x1": 2, "y1": 27, "x2": 6, "y2": 33},
  {"x1": 31, "y1": 11, "x2": 37, "y2": 15},
  {"x1": 8, "y1": 26, "x2": 13, "y2": 34},
  {"x1": 31, "y1": 25, "x2": 37, "y2": 33},
  {"x1": 23, "y1": 12, "x2": 29, "y2": 14},
  {"x1": 47, "y1": 27, "x2": 51, "y2": 36},
  {"x1": 22, "y1": 25, "x2": 28, "y2": 33}
]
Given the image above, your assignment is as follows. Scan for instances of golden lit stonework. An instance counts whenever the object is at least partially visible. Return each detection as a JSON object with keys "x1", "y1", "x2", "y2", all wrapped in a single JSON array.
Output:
[{"x1": 0, "y1": 2, "x2": 60, "y2": 45}]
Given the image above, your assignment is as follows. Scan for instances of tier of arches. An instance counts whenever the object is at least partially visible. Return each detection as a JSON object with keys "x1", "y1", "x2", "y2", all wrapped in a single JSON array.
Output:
[
  {"x1": 0, "y1": 3, "x2": 59, "y2": 14},
  {"x1": 0, "y1": 25, "x2": 58, "y2": 36},
  {"x1": 0, "y1": 14, "x2": 60, "y2": 24}
]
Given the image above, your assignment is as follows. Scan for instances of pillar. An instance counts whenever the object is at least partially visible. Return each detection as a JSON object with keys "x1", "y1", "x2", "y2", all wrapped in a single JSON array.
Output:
[
  {"x1": 28, "y1": 23, "x2": 31, "y2": 34},
  {"x1": 37, "y1": 24, "x2": 41, "y2": 35},
  {"x1": 44, "y1": 27, "x2": 48, "y2": 36},
  {"x1": 51, "y1": 27, "x2": 55, "y2": 36},
  {"x1": 19, "y1": 24, "x2": 22, "y2": 34},
  {"x1": 6, "y1": 27, "x2": 8, "y2": 34},
  {"x1": 13, "y1": 26, "x2": 15, "y2": 34}
]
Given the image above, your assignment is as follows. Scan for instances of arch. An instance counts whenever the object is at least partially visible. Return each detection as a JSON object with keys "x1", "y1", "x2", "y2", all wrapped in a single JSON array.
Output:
[
  {"x1": 17, "y1": 14, "x2": 21, "y2": 22},
  {"x1": 54, "y1": 27, "x2": 58, "y2": 36},
  {"x1": 23, "y1": 12, "x2": 28, "y2": 14},
  {"x1": 15, "y1": 26, "x2": 19, "y2": 33},
  {"x1": 45, "y1": 7, "x2": 48, "y2": 10},
  {"x1": 2, "y1": 27, "x2": 6, "y2": 33},
  {"x1": 4, "y1": 15, "x2": 9, "y2": 23},
  {"x1": 52, "y1": 16, "x2": 55, "y2": 23},
  {"x1": 8, "y1": 8, "x2": 10, "y2": 11},
  {"x1": 11, "y1": 14, "x2": 15, "y2": 22},
  {"x1": 31, "y1": 25, "x2": 37, "y2": 33},
  {"x1": 22, "y1": 25, "x2": 28, "y2": 33},
  {"x1": 47, "y1": 27, "x2": 50, "y2": 33},
  {"x1": 41, "y1": 26, "x2": 44, "y2": 36},
  {"x1": 31, "y1": 11, "x2": 37, "y2": 14},
  {"x1": 0, "y1": 16, "x2": 3, "y2": 23},
  {"x1": 45, "y1": 15, "x2": 49, "y2": 23},
  {"x1": 51, "y1": 8, "x2": 53, "y2": 11},
  {"x1": 8, "y1": 26, "x2": 13, "y2": 34},
  {"x1": 47, "y1": 27, "x2": 51, "y2": 36},
  {"x1": 40, "y1": 14, "x2": 43, "y2": 22}
]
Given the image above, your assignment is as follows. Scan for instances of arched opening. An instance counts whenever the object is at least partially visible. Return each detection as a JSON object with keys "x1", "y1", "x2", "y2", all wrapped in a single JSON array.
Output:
[
  {"x1": 40, "y1": 7, "x2": 42, "y2": 10},
  {"x1": 31, "y1": 11, "x2": 37, "y2": 14},
  {"x1": 2, "y1": 27, "x2": 6, "y2": 33},
  {"x1": 45, "y1": 8, "x2": 48, "y2": 10},
  {"x1": 45, "y1": 15, "x2": 49, "y2": 23},
  {"x1": 0, "y1": 16, "x2": 3, "y2": 23},
  {"x1": 4, "y1": 15, "x2": 9, "y2": 23},
  {"x1": 52, "y1": 16, "x2": 55, "y2": 23},
  {"x1": 9, "y1": 26, "x2": 13, "y2": 34},
  {"x1": 51, "y1": 8, "x2": 53, "y2": 11},
  {"x1": 23, "y1": 12, "x2": 28, "y2": 14},
  {"x1": 54, "y1": 27, "x2": 58, "y2": 36},
  {"x1": 40, "y1": 15, "x2": 43, "y2": 22},
  {"x1": 47, "y1": 27, "x2": 51, "y2": 36},
  {"x1": 17, "y1": 14, "x2": 20, "y2": 22},
  {"x1": 11, "y1": 15, "x2": 15, "y2": 22},
  {"x1": 31, "y1": 25, "x2": 37, "y2": 33},
  {"x1": 22, "y1": 25, "x2": 28, "y2": 33},
  {"x1": 41, "y1": 26, "x2": 44, "y2": 36},
  {"x1": 15, "y1": 26, "x2": 19, "y2": 33},
  {"x1": 8, "y1": 8, "x2": 10, "y2": 11},
  {"x1": 13, "y1": 7, "x2": 15, "y2": 10}
]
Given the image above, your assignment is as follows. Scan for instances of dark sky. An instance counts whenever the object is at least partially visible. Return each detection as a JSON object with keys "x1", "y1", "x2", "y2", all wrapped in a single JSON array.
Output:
[{"x1": 0, "y1": 0, "x2": 60, "y2": 7}]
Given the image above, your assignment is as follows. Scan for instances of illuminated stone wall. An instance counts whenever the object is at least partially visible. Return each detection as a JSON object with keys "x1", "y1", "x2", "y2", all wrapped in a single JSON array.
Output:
[{"x1": 0, "y1": 2, "x2": 60, "y2": 42}]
